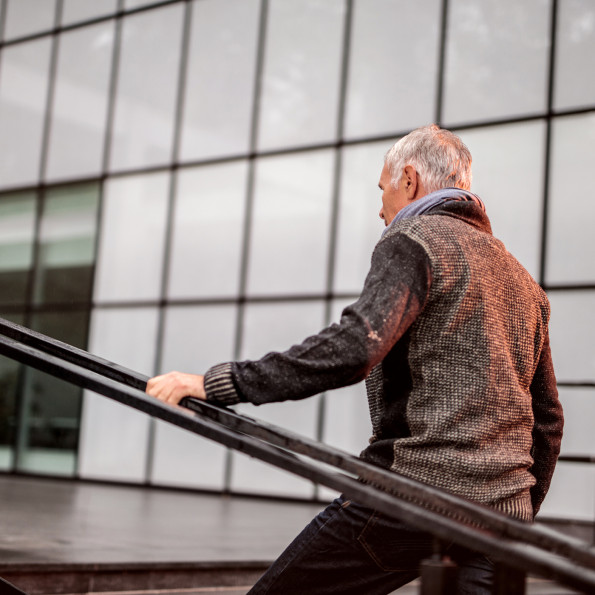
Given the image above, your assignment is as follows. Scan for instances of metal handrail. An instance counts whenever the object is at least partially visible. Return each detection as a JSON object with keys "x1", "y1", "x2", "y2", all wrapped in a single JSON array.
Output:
[{"x1": 1, "y1": 318, "x2": 595, "y2": 592}]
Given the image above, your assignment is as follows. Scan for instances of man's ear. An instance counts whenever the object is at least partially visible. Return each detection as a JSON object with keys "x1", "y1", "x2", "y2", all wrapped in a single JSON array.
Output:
[{"x1": 402, "y1": 165, "x2": 418, "y2": 200}]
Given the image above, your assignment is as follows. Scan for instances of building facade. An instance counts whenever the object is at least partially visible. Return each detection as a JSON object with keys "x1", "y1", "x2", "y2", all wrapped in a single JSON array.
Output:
[{"x1": 0, "y1": 0, "x2": 594, "y2": 520}]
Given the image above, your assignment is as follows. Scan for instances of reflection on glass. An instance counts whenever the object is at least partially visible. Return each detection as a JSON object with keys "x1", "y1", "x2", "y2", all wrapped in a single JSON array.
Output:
[
  {"x1": 334, "y1": 141, "x2": 388, "y2": 294},
  {"x1": 443, "y1": 0, "x2": 550, "y2": 124},
  {"x1": 0, "y1": 192, "x2": 36, "y2": 306},
  {"x1": 34, "y1": 184, "x2": 100, "y2": 305},
  {"x1": 344, "y1": 0, "x2": 441, "y2": 139},
  {"x1": 3, "y1": 0, "x2": 56, "y2": 41},
  {"x1": 94, "y1": 172, "x2": 169, "y2": 302},
  {"x1": 554, "y1": 0, "x2": 595, "y2": 110},
  {"x1": 46, "y1": 22, "x2": 114, "y2": 181},
  {"x1": 168, "y1": 162, "x2": 248, "y2": 299},
  {"x1": 16, "y1": 310, "x2": 90, "y2": 476},
  {"x1": 231, "y1": 300, "x2": 326, "y2": 497},
  {"x1": 257, "y1": 0, "x2": 345, "y2": 151},
  {"x1": 180, "y1": 0, "x2": 259, "y2": 161},
  {"x1": 109, "y1": 4, "x2": 184, "y2": 171},
  {"x1": 78, "y1": 307, "x2": 158, "y2": 482},
  {"x1": 151, "y1": 304, "x2": 238, "y2": 490},
  {"x1": 0, "y1": 313, "x2": 25, "y2": 471},
  {"x1": 0, "y1": 39, "x2": 52, "y2": 189},
  {"x1": 545, "y1": 114, "x2": 595, "y2": 284},
  {"x1": 458, "y1": 121, "x2": 546, "y2": 280},
  {"x1": 247, "y1": 150, "x2": 334, "y2": 296}
]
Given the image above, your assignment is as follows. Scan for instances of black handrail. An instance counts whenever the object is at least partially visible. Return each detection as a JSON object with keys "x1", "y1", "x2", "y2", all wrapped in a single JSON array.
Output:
[{"x1": 1, "y1": 318, "x2": 595, "y2": 592}]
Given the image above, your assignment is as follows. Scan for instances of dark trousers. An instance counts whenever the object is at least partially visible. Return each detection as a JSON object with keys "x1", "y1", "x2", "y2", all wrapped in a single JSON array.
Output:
[{"x1": 249, "y1": 496, "x2": 494, "y2": 595}]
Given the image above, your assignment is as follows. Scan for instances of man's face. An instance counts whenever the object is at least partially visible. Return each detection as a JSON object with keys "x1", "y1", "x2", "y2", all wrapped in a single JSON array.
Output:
[{"x1": 378, "y1": 163, "x2": 410, "y2": 227}]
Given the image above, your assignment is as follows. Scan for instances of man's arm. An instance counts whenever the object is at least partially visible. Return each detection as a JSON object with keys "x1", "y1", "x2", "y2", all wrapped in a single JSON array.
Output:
[
  {"x1": 528, "y1": 331, "x2": 564, "y2": 516},
  {"x1": 147, "y1": 233, "x2": 431, "y2": 408}
]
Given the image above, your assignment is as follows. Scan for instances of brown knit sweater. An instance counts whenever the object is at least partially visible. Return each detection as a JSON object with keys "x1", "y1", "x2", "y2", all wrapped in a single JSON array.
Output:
[{"x1": 204, "y1": 200, "x2": 563, "y2": 521}]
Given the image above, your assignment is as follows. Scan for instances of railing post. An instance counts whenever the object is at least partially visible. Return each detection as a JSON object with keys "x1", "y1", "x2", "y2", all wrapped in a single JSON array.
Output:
[
  {"x1": 420, "y1": 540, "x2": 458, "y2": 595},
  {"x1": 492, "y1": 562, "x2": 526, "y2": 595}
]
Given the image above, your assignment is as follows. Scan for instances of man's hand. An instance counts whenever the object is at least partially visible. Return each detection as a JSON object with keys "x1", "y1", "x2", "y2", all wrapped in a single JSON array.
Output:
[{"x1": 146, "y1": 371, "x2": 206, "y2": 405}]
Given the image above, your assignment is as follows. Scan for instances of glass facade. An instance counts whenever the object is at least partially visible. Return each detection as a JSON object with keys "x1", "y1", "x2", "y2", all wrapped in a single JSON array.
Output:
[{"x1": 0, "y1": 0, "x2": 593, "y2": 521}]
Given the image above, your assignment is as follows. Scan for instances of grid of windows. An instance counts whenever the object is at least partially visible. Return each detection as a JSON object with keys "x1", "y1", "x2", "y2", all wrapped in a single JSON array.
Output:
[{"x1": 0, "y1": 0, "x2": 593, "y2": 518}]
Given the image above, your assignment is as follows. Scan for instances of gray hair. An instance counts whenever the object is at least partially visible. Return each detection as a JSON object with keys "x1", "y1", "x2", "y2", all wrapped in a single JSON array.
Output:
[{"x1": 384, "y1": 124, "x2": 472, "y2": 192}]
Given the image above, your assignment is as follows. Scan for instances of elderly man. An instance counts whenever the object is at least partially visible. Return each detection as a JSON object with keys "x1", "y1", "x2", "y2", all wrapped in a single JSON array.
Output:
[{"x1": 147, "y1": 125, "x2": 563, "y2": 594}]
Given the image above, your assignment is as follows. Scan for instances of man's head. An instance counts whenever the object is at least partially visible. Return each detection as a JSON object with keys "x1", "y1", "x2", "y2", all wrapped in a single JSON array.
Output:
[{"x1": 378, "y1": 124, "x2": 472, "y2": 226}]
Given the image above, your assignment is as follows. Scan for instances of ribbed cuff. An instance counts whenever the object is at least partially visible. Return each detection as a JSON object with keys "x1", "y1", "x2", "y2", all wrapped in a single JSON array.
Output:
[{"x1": 204, "y1": 362, "x2": 241, "y2": 406}]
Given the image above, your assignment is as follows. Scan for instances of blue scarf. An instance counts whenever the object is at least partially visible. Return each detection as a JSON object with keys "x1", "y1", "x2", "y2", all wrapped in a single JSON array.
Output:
[{"x1": 381, "y1": 188, "x2": 486, "y2": 238}]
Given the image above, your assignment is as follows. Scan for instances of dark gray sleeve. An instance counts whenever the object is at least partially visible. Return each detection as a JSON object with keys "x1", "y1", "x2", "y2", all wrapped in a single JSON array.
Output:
[
  {"x1": 528, "y1": 331, "x2": 564, "y2": 516},
  {"x1": 203, "y1": 233, "x2": 431, "y2": 406}
]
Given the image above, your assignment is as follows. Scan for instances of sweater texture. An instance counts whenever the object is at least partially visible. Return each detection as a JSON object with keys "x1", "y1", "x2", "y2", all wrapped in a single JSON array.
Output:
[{"x1": 204, "y1": 197, "x2": 563, "y2": 521}]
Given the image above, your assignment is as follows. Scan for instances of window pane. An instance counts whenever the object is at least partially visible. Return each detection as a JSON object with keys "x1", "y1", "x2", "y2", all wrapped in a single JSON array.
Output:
[
  {"x1": 46, "y1": 22, "x2": 114, "y2": 182},
  {"x1": 334, "y1": 142, "x2": 387, "y2": 294},
  {"x1": 554, "y1": 0, "x2": 595, "y2": 110},
  {"x1": 180, "y1": 0, "x2": 260, "y2": 161},
  {"x1": 78, "y1": 307, "x2": 158, "y2": 482},
  {"x1": 0, "y1": 192, "x2": 36, "y2": 306},
  {"x1": 16, "y1": 310, "x2": 90, "y2": 476},
  {"x1": 344, "y1": 0, "x2": 441, "y2": 139},
  {"x1": 230, "y1": 300, "x2": 326, "y2": 497},
  {"x1": 34, "y1": 184, "x2": 100, "y2": 305},
  {"x1": 458, "y1": 121, "x2": 546, "y2": 280},
  {"x1": 109, "y1": 4, "x2": 184, "y2": 171},
  {"x1": 548, "y1": 290, "x2": 595, "y2": 382},
  {"x1": 94, "y1": 172, "x2": 170, "y2": 302},
  {"x1": 151, "y1": 304, "x2": 237, "y2": 490},
  {"x1": 0, "y1": 312, "x2": 25, "y2": 471},
  {"x1": 558, "y1": 387, "x2": 595, "y2": 456},
  {"x1": 256, "y1": 0, "x2": 346, "y2": 151},
  {"x1": 61, "y1": 0, "x2": 118, "y2": 26},
  {"x1": 168, "y1": 162, "x2": 248, "y2": 299},
  {"x1": 545, "y1": 114, "x2": 595, "y2": 285},
  {"x1": 3, "y1": 0, "x2": 55, "y2": 41},
  {"x1": 247, "y1": 150, "x2": 334, "y2": 296},
  {"x1": 443, "y1": 0, "x2": 550, "y2": 125},
  {"x1": 0, "y1": 39, "x2": 52, "y2": 189}
]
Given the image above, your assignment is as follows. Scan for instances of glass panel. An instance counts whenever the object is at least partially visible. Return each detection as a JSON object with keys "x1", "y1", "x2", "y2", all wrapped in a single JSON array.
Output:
[
  {"x1": 334, "y1": 141, "x2": 388, "y2": 294},
  {"x1": 94, "y1": 172, "x2": 169, "y2": 302},
  {"x1": 558, "y1": 387, "x2": 595, "y2": 457},
  {"x1": 16, "y1": 309, "x2": 90, "y2": 476},
  {"x1": 46, "y1": 22, "x2": 114, "y2": 182},
  {"x1": 344, "y1": 0, "x2": 441, "y2": 139},
  {"x1": 442, "y1": 0, "x2": 550, "y2": 125},
  {"x1": 554, "y1": 0, "x2": 595, "y2": 110},
  {"x1": 124, "y1": 0, "x2": 157, "y2": 9},
  {"x1": 545, "y1": 114, "x2": 595, "y2": 285},
  {"x1": 179, "y1": 0, "x2": 260, "y2": 161},
  {"x1": 78, "y1": 307, "x2": 158, "y2": 482},
  {"x1": 458, "y1": 121, "x2": 546, "y2": 280},
  {"x1": 168, "y1": 162, "x2": 248, "y2": 299},
  {"x1": 322, "y1": 300, "x2": 370, "y2": 454},
  {"x1": 33, "y1": 184, "x2": 100, "y2": 305},
  {"x1": 0, "y1": 38, "x2": 52, "y2": 189},
  {"x1": 3, "y1": 0, "x2": 55, "y2": 40},
  {"x1": 109, "y1": 4, "x2": 184, "y2": 171},
  {"x1": 538, "y1": 462, "x2": 595, "y2": 521},
  {"x1": 230, "y1": 300, "x2": 326, "y2": 498},
  {"x1": 256, "y1": 0, "x2": 345, "y2": 151},
  {"x1": 61, "y1": 0, "x2": 118, "y2": 25},
  {"x1": 0, "y1": 312, "x2": 25, "y2": 471},
  {"x1": 151, "y1": 304, "x2": 237, "y2": 490},
  {"x1": 247, "y1": 150, "x2": 334, "y2": 296},
  {"x1": 0, "y1": 191, "x2": 36, "y2": 306},
  {"x1": 548, "y1": 290, "x2": 595, "y2": 382}
]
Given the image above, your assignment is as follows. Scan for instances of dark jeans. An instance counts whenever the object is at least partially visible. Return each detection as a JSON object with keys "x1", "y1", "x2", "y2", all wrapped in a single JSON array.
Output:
[{"x1": 249, "y1": 496, "x2": 493, "y2": 595}]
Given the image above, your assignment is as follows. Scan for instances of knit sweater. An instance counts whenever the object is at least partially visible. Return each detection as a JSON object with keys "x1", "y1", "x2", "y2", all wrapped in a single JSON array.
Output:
[{"x1": 204, "y1": 199, "x2": 563, "y2": 520}]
